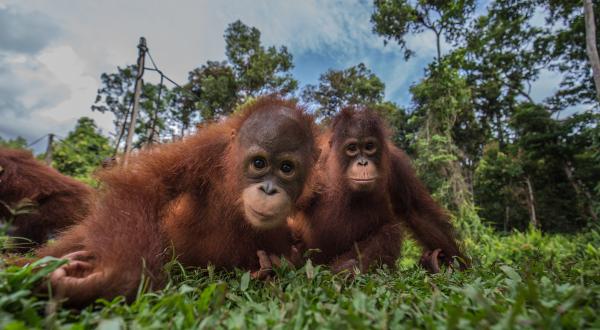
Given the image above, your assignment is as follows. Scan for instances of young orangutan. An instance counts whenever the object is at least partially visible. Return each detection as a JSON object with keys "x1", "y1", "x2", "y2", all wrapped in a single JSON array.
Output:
[
  {"x1": 290, "y1": 107, "x2": 468, "y2": 274},
  {"x1": 37, "y1": 97, "x2": 319, "y2": 306},
  {"x1": 0, "y1": 148, "x2": 93, "y2": 250}
]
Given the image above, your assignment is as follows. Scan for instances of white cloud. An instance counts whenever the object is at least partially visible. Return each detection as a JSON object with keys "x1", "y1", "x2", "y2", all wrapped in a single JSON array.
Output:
[
  {"x1": 0, "y1": 52, "x2": 69, "y2": 118},
  {"x1": 36, "y1": 46, "x2": 113, "y2": 135},
  {"x1": 2, "y1": 0, "x2": 406, "y2": 143},
  {"x1": 0, "y1": 0, "x2": 579, "y2": 147}
]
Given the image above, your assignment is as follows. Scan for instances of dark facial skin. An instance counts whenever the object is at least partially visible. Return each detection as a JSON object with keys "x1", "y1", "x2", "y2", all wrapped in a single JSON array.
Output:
[
  {"x1": 236, "y1": 107, "x2": 313, "y2": 229},
  {"x1": 333, "y1": 123, "x2": 382, "y2": 193}
]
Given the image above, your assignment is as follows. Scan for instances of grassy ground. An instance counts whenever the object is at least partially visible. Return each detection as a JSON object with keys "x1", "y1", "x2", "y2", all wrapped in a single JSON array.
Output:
[{"x1": 1, "y1": 229, "x2": 599, "y2": 329}]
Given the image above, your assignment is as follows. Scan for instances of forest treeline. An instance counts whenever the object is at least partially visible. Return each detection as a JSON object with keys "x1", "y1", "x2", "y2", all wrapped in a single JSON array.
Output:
[{"x1": 2, "y1": 0, "x2": 599, "y2": 233}]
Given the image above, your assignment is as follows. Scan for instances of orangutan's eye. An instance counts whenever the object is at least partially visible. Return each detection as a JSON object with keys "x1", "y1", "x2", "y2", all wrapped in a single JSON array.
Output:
[
  {"x1": 253, "y1": 157, "x2": 266, "y2": 169},
  {"x1": 281, "y1": 162, "x2": 294, "y2": 174}
]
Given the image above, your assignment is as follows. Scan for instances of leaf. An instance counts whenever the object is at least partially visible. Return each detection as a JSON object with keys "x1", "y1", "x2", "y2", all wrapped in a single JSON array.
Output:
[
  {"x1": 500, "y1": 265, "x2": 521, "y2": 282},
  {"x1": 305, "y1": 259, "x2": 315, "y2": 279},
  {"x1": 97, "y1": 318, "x2": 124, "y2": 330},
  {"x1": 240, "y1": 271, "x2": 250, "y2": 291}
]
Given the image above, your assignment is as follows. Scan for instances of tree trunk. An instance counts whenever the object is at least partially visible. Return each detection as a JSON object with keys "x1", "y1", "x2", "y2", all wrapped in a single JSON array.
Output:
[
  {"x1": 563, "y1": 161, "x2": 598, "y2": 221},
  {"x1": 435, "y1": 30, "x2": 441, "y2": 63},
  {"x1": 495, "y1": 112, "x2": 505, "y2": 150},
  {"x1": 504, "y1": 205, "x2": 510, "y2": 234},
  {"x1": 584, "y1": 0, "x2": 600, "y2": 101},
  {"x1": 525, "y1": 176, "x2": 538, "y2": 229},
  {"x1": 147, "y1": 110, "x2": 159, "y2": 146},
  {"x1": 113, "y1": 111, "x2": 129, "y2": 156}
]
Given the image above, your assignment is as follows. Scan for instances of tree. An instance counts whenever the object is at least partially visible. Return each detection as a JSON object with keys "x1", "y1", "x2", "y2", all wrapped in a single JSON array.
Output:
[
  {"x1": 51, "y1": 117, "x2": 113, "y2": 184},
  {"x1": 133, "y1": 83, "x2": 170, "y2": 147},
  {"x1": 410, "y1": 61, "x2": 484, "y2": 236},
  {"x1": 370, "y1": 101, "x2": 413, "y2": 151},
  {"x1": 225, "y1": 20, "x2": 298, "y2": 99},
  {"x1": 302, "y1": 63, "x2": 385, "y2": 119},
  {"x1": 187, "y1": 61, "x2": 238, "y2": 121},
  {"x1": 510, "y1": 104, "x2": 599, "y2": 229},
  {"x1": 0, "y1": 136, "x2": 28, "y2": 150},
  {"x1": 166, "y1": 85, "x2": 199, "y2": 138},
  {"x1": 541, "y1": 0, "x2": 600, "y2": 110},
  {"x1": 91, "y1": 65, "x2": 136, "y2": 151},
  {"x1": 455, "y1": 1, "x2": 550, "y2": 150},
  {"x1": 584, "y1": 0, "x2": 600, "y2": 102},
  {"x1": 93, "y1": 64, "x2": 179, "y2": 150},
  {"x1": 181, "y1": 21, "x2": 298, "y2": 122},
  {"x1": 474, "y1": 143, "x2": 528, "y2": 232},
  {"x1": 371, "y1": 0, "x2": 476, "y2": 61}
]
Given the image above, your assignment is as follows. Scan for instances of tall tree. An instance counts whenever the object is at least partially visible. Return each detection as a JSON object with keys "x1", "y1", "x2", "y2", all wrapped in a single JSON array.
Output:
[
  {"x1": 456, "y1": 1, "x2": 550, "y2": 150},
  {"x1": 134, "y1": 83, "x2": 170, "y2": 147},
  {"x1": 371, "y1": 0, "x2": 476, "y2": 61},
  {"x1": 410, "y1": 61, "x2": 484, "y2": 236},
  {"x1": 584, "y1": 0, "x2": 600, "y2": 101},
  {"x1": 302, "y1": 63, "x2": 385, "y2": 119},
  {"x1": 187, "y1": 61, "x2": 238, "y2": 121},
  {"x1": 542, "y1": 0, "x2": 600, "y2": 110},
  {"x1": 0, "y1": 136, "x2": 28, "y2": 150},
  {"x1": 182, "y1": 21, "x2": 298, "y2": 122},
  {"x1": 166, "y1": 85, "x2": 199, "y2": 138},
  {"x1": 225, "y1": 20, "x2": 298, "y2": 99},
  {"x1": 509, "y1": 103, "x2": 599, "y2": 230},
  {"x1": 91, "y1": 65, "x2": 136, "y2": 151},
  {"x1": 51, "y1": 117, "x2": 113, "y2": 184}
]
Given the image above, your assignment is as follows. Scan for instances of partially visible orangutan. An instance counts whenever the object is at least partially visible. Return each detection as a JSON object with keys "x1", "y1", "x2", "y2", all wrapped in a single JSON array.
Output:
[
  {"x1": 37, "y1": 97, "x2": 319, "y2": 307},
  {"x1": 0, "y1": 148, "x2": 93, "y2": 250},
  {"x1": 290, "y1": 107, "x2": 468, "y2": 274}
]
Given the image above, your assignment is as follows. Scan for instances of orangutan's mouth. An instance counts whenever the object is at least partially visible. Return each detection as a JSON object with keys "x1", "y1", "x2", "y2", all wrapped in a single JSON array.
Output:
[{"x1": 349, "y1": 177, "x2": 377, "y2": 182}]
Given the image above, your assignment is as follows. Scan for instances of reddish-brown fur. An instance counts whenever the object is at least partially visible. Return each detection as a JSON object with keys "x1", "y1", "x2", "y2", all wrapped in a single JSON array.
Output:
[
  {"x1": 37, "y1": 97, "x2": 319, "y2": 306},
  {"x1": 0, "y1": 148, "x2": 93, "y2": 249},
  {"x1": 291, "y1": 108, "x2": 467, "y2": 273}
]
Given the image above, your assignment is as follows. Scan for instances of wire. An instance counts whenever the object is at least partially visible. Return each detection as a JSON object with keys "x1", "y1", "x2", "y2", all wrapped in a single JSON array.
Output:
[
  {"x1": 144, "y1": 49, "x2": 202, "y2": 102},
  {"x1": 146, "y1": 49, "x2": 160, "y2": 72},
  {"x1": 27, "y1": 134, "x2": 49, "y2": 147}
]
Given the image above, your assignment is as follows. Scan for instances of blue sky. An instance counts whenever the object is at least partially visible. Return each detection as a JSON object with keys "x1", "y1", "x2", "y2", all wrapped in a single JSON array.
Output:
[{"x1": 0, "y1": 0, "x2": 564, "y2": 150}]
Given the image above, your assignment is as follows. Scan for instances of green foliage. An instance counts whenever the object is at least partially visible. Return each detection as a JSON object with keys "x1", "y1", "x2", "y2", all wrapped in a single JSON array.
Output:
[
  {"x1": 92, "y1": 63, "x2": 196, "y2": 147},
  {"x1": 409, "y1": 62, "x2": 484, "y2": 237},
  {"x1": 178, "y1": 20, "x2": 298, "y2": 123},
  {"x1": 92, "y1": 65, "x2": 136, "y2": 147},
  {"x1": 543, "y1": 0, "x2": 600, "y2": 110},
  {"x1": 225, "y1": 20, "x2": 298, "y2": 98},
  {"x1": 474, "y1": 106, "x2": 599, "y2": 232},
  {"x1": 0, "y1": 137, "x2": 29, "y2": 150},
  {"x1": 0, "y1": 199, "x2": 38, "y2": 250},
  {"x1": 475, "y1": 143, "x2": 529, "y2": 231},
  {"x1": 371, "y1": 0, "x2": 476, "y2": 60},
  {"x1": 370, "y1": 101, "x2": 413, "y2": 151},
  {"x1": 187, "y1": 61, "x2": 238, "y2": 121},
  {"x1": 51, "y1": 117, "x2": 113, "y2": 185},
  {"x1": 302, "y1": 63, "x2": 386, "y2": 119},
  {"x1": 1, "y1": 230, "x2": 599, "y2": 328},
  {"x1": 166, "y1": 86, "x2": 199, "y2": 137},
  {"x1": 134, "y1": 83, "x2": 170, "y2": 147}
]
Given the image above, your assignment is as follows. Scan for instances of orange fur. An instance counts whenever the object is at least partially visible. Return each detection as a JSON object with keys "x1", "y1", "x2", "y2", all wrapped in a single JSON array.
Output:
[
  {"x1": 37, "y1": 96, "x2": 319, "y2": 306},
  {"x1": 0, "y1": 148, "x2": 93, "y2": 249},
  {"x1": 292, "y1": 107, "x2": 466, "y2": 273}
]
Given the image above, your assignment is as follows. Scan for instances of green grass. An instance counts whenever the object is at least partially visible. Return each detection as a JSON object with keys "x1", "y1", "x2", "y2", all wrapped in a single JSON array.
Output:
[{"x1": 1, "y1": 229, "x2": 599, "y2": 329}]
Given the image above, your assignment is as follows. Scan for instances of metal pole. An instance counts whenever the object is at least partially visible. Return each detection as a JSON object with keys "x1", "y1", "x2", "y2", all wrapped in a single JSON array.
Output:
[
  {"x1": 44, "y1": 133, "x2": 54, "y2": 165},
  {"x1": 123, "y1": 37, "x2": 147, "y2": 164}
]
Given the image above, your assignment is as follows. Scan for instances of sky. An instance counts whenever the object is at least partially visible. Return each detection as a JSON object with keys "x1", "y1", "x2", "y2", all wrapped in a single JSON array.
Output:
[{"x1": 0, "y1": 0, "x2": 566, "y2": 151}]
